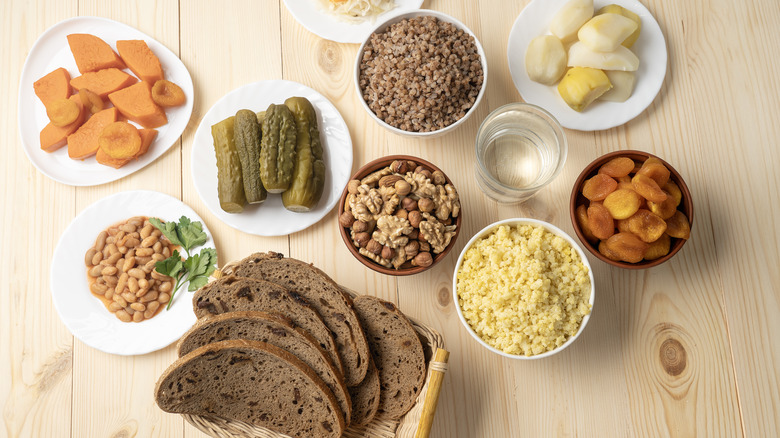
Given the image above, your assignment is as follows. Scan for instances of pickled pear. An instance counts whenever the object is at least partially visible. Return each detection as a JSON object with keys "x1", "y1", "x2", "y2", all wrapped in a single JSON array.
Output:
[
  {"x1": 550, "y1": 0, "x2": 594, "y2": 43},
  {"x1": 578, "y1": 13, "x2": 638, "y2": 52},
  {"x1": 557, "y1": 67, "x2": 612, "y2": 112},
  {"x1": 597, "y1": 4, "x2": 642, "y2": 48},
  {"x1": 568, "y1": 42, "x2": 640, "y2": 71},
  {"x1": 525, "y1": 35, "x2": 567, "y2": 85},
  {"x1": 600, "y1": 70, "x2": 636, "y2": 102}
]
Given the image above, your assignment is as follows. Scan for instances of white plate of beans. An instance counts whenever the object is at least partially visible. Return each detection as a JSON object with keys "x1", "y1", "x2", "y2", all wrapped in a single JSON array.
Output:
[{"x1": 50, "y1": 190, "x2": 215, "y2": 355}]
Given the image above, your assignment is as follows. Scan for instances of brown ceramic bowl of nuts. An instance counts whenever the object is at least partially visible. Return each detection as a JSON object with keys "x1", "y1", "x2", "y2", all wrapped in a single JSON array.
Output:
[
  {"x1": 569, "y1": 150, "x2": 694, "y2": 269},
  {"x1": 338, "y1": 155, "x2": 462, "y2": 276}
]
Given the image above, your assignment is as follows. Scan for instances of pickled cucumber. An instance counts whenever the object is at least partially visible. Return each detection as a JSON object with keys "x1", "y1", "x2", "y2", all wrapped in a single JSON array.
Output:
[
  {"x1": 260, "y1": 104, "x2": 297, "y2": 193},
  {"x1": 211, "y1": 116, "x2": 246, "y2": 213},
  {"x1": 234, "y1": 109, "x2": 267, "y2": 204},
  {"x1": 282, "y1": 97, "x2": 325, "y2": 212}
]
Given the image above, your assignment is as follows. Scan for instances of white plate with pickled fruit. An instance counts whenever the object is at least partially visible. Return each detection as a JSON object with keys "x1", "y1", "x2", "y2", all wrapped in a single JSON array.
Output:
[
  {"x1": 191, "y1": 80, "x2": 352, "y2": 237},
  {"x1": 507, "y1": 0, "x2": 667, "y2": 131},
  {"x1": 50, "y1": 190, "x2": 214, "y2": 356}
]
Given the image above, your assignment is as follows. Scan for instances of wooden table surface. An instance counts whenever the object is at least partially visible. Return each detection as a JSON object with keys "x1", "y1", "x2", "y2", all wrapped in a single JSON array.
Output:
[{"x1": 2, "y1": 0, "x2": 779, "y2": 437}]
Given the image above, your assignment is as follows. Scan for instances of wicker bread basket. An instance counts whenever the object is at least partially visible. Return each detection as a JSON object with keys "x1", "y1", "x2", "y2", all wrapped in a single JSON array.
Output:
[{"x1": 181, "y1": 261, "x2": 449, "y2": 438}]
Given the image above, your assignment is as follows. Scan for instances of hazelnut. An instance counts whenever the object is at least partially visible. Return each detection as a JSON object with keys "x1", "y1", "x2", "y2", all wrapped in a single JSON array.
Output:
[
  {"x1": 408, "y1": 210, "x2": 423, "y2": 228},
  {"x1": 395, "y1": 209, "x2": 409, "y2": 220},
  {"x1": 354, "y1": 232, "x2": 370, "y2": 248},
  {"x1": 418, "y1": 232, "x2": 427, "y2": 243},
  {"x1": 407, "y1": 229, "x2": 419, "y2": 240},
  {"x1": 415, "y1": 166, "x2": 432, "y2": 179},
  {"x1": 404, "y1": 240, "x2": 420, "y2": 258},
  {"x1": 366, "y1": 239, "x2": 382, "y2": 255},
  {"x1": 391, "y1": 160, "x2": 408, "y2": 174},
  {"x1": 406, "y1": 160, "x2": 417, "y2": 170},
  {"x1": 418, "y1": 198, "x2": 434, "y2": 213},
  {"x1": 420, "y1": 241, "x2": 431, "y2": 252},
  {"x1": 412, "y1": 252, "x2": 433, "y2": 267},
  {"x1": 381, "y1": 246, "x2": 395, "y2": 260},
  {"x1": 431, "y1": 170, "x2": 446, "y2": 185},
  {"x1": 395, "y1": 180, "x2": 411, "y2": 196},
  {"x1": 352, "y1": 220, "x2": 369, "y2": 233},
  {"x1": 442, "y1": 216, "x2": 453, "y2": 226},
  {"x1": 339, "y1": 211, "x2": 355, "y2": 228},
  {"x1": 402, "y1": 197, "x2": 418, "y2": 211},
  {"x1": 347, "y1": 179, "x2": 360, "y2": 194}
]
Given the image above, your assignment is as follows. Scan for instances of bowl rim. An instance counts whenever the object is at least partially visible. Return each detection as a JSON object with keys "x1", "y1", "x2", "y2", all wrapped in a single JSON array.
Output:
[
  {"x1": 569, "y1": 150, "x2": 694, "y2": 269},
  {"x1": 338, "y1": 154, "x2": 462, "y2": 276},
  {"x1": 353, "y1": 9, "x2": 489, "y2": 138},
  {"x1": 451, "y1": 217, "x2": 596, "y2": 360}
]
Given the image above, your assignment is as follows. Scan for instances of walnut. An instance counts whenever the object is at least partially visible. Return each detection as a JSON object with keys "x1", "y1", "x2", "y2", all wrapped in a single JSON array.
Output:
[
  {"x1": 378, "y1": 185, "x2": 399, "y2": 215},
  {"x1": 361, "y1": 167, "x2": 392, "y2": 185},
  {"x1": 390, "y1": 246, "x2": 407, "y2": 269},
  {"x1": 359, "y1": 247, "x2": 392, "y2": 268},
  {"x1": 339, "y1": 211, "x2": 355, "y2": 228},
  {"x1": 372, "y1": 215, "x2": 412, "y2": 249},
  {"x1": 419, "y1": 213, "x2": 456, "y2": 254},
  {"x1": 404, "y1": 172, "x2": 437, "y2": 199},
  {"x1": 434, "y1": 183, "x2": 461, "y2": 220},
  {"x1": 350, "y1": 185, "x2": 383, "y2": 222}
]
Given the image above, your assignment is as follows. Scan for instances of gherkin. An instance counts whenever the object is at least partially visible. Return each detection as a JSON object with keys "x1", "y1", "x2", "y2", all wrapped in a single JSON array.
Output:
[
  {"x1": 233, "y1": 109, "x2": 267, "y2": 204},
  {"x1": 259, "y1": 103, "x2": 297, "y2": 193},
  {"x1": 282, "y1": 97, "x2": 325, "y2": 212},
  {"x1": 211, "y1": 116, "x2": 246, "y2": 213}
]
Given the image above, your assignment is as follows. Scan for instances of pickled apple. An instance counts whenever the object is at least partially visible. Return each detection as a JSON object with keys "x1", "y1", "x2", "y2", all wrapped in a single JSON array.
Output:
[
  {"x1": 578, "y1": 13, "x2": 638, "y2": 52},
  {"x1": 597, "y1": 4, "x2": 642, "y2": 48},
  {"x1": 550, "y1": 0, "x2": 594, "y2": 43},
  {"x1": 525, "y1": 35, "x2": 568, "y2": 85},
  {"x1": 558, "y1": 67, "x2": 612, "y2": 112},
  {"x1": 568, "y1": 42, "x2": 639, "y2": 71}
]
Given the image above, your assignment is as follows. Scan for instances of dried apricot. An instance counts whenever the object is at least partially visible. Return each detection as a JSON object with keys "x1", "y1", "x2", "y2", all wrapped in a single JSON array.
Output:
[
  {"x1": 78, "y1": 88, "x2": 104, "y2": 115},
  {"x1": 647, "y1": 193, "x2": 677, "y2": 220},
  {"x1": 604, "y1": 232, "x2": 649, "y2": 263},
  {"x1": 46, "y1": 98, "x2": 81, "y2": 127},
  {"x1": 151, "y1": 79, "x2": 186, "y2": 107},
  {"x1": 663, "y1": 181, "x2": 682, "y2": 207},
  {"x1": 617, "y1": 175, "x2": 632, "y2": 184},
  {"x1": 626, "y1": 209, "x2": 667, "y2": 242},
  {"x1": 598, "y1": 157, "x2": 634, "y2": 178},
  {"x1": 587, "y1": 202, "x2": 615, "y2": 240},
  {"x1": 616, "y1": 218, "x2": 631, "y2": 233},
  {"x1": 665, "y1": 210, "x2": 691, "y2": 239},
  {"x1": 99, "y1": 121, "x2": 142, "y2": 159},
  {"x1": 599, "y1": 241, "x2": 622, "y2": 261},
  {"x1": 632, "y1": 174, "x2": 667, "y2": 203},
  {"x1": 576, "y1": 204, "x2": 599, "y2": 243},
  {"x1": 582, "y1": 174, "x2": 618, "y2": 201},
  {"x1": 603, "y1": 188, "x2": 642, "y2": 219},
  {"x1": 637, "y1": 162, "x2": 671, "y2": 186},
  {"x1": 644, "y1": 234, "x2": 671, "y2": 261}
]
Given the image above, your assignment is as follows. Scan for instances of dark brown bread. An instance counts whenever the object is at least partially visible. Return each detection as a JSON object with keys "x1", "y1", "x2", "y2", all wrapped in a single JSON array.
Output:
[
  {"x1": 352, "y1": 295, "x2": 426, "y2": 419},
  {"x1": 231, "y1": 252, "x2": 370, "y2": 387},
  {"x1": 154, "y1": 339, "x2": 345, "y2": 438},
  {"x1": 347, "y1": 355, "x2": 381, "y2": 426},
  {"x1": 191, "y1": 275, "x2": 343, "y2": 377},
  {"x1": 177, "y1": 311, "x2": 352, "y2": 425}
]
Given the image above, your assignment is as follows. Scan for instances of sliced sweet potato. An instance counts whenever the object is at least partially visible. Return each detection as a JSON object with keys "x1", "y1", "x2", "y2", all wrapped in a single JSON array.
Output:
[
  {"x1": 78, "y1": 88, "x2": 105, "y2": 115},
  {"x1": 151, "y1": 79, "x2": 186, "y2": 107},
  {"x1": 99, "y1": 121, "x2": 142, "y2": 159},
  {"x1": 46, "y1": 98, "x2": 81, "y2": 127},
  {"x1": 135, "y1": 128, "x2": 158, "y2": 158},
  {"x1": 96, "y1": 147, "x2": 132, "y2": 169},
  {"x1": 34, "y1": 67, "x2": 72, "y2": 107},
  {"x1": 67, "y1": 107, "x2": 118, "y2": 160},
  {"x1": 70, "y1": 68, "x2": 138, "y2": 99},
  {"x1": 108, "y1": 82, "x2": 167, "y2": 129},
  {"x1": 67, "y1": 34, "x2": 126, "y2": 74},
  {"x1": 116, "y1": 40, "x2": 164, "y2": 84},
  {"x1": 40, "y1": 95, "x2": 85, "y2": 152}
]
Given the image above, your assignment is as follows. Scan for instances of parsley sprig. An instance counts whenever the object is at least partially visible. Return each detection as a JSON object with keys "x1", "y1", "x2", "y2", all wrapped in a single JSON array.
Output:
[{"x1": 150, "y1": 216, "x2": 216, "y2": 310}]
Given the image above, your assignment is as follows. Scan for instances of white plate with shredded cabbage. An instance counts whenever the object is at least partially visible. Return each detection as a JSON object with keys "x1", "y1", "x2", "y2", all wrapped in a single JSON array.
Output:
[{"x1": 282, "y1": 0, "x2": 423, "y2": 43}]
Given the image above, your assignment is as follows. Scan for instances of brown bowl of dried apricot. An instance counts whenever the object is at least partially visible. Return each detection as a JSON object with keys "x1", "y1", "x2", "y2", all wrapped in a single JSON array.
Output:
[
  {"x1": 570, "y1": 150, "x2": 693, "y2": 269},
  {"x1": 338, "y1": 155, "x2": 462, "y2": 276}
]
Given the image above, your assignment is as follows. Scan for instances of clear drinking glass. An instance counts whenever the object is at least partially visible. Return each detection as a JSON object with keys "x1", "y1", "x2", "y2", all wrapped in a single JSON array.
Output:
[{"x1": 475, "y1": 103, "x2": 567, "y2": 203}]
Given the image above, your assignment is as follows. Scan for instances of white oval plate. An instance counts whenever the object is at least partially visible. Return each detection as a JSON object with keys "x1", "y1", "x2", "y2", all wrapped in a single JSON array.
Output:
[
  {"x1": 507, "y1": 0, "x2": 667, "y2": 131},
  {"x1": 18, "y1": 16, "x2": 194, "y2": 186},
  {"x1": 191, "y1": 80, "x2": 352, "y2": 237},
  {"x1": 51, "y1": 191, "x2": 213, "y2": 355},
  {"x1": 282, "y1": 0, "x2": 423, "y2": 44}
]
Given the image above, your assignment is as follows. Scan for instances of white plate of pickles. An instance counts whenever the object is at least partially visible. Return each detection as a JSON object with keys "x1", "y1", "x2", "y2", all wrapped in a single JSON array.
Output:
[
  {"x1": 191, "y1": 80, "x2": 353, "y2": 236},
  {"x1": 507, "y1": 0, "x2": 667, "y2": 131}
]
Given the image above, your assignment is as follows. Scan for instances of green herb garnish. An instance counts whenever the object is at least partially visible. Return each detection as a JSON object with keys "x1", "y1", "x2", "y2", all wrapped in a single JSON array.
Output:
[{"x1": 150, "y1": 216, "x2": 216, "y2": 310}]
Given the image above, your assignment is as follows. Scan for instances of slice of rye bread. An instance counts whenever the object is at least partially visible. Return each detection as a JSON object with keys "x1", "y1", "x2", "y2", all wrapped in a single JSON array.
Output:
[
  {"x1": 177, "y1": 311, "x2": 352, "y2": 425},
  {"x1": 347, "y1": 355, "x2": 381, "y2": 426},
  {"x1": 231, "y1": 252, "x2": 370, "y2": 387},
  {"x1": 352, "y1": 295, "x2": 426, "y2": 420},
  {"x1": 192, "y1": 275, "x2": 343, "y2": 377},
  {"x1": 155, "y1": 339, "x2": 345, "y2": 438}
]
